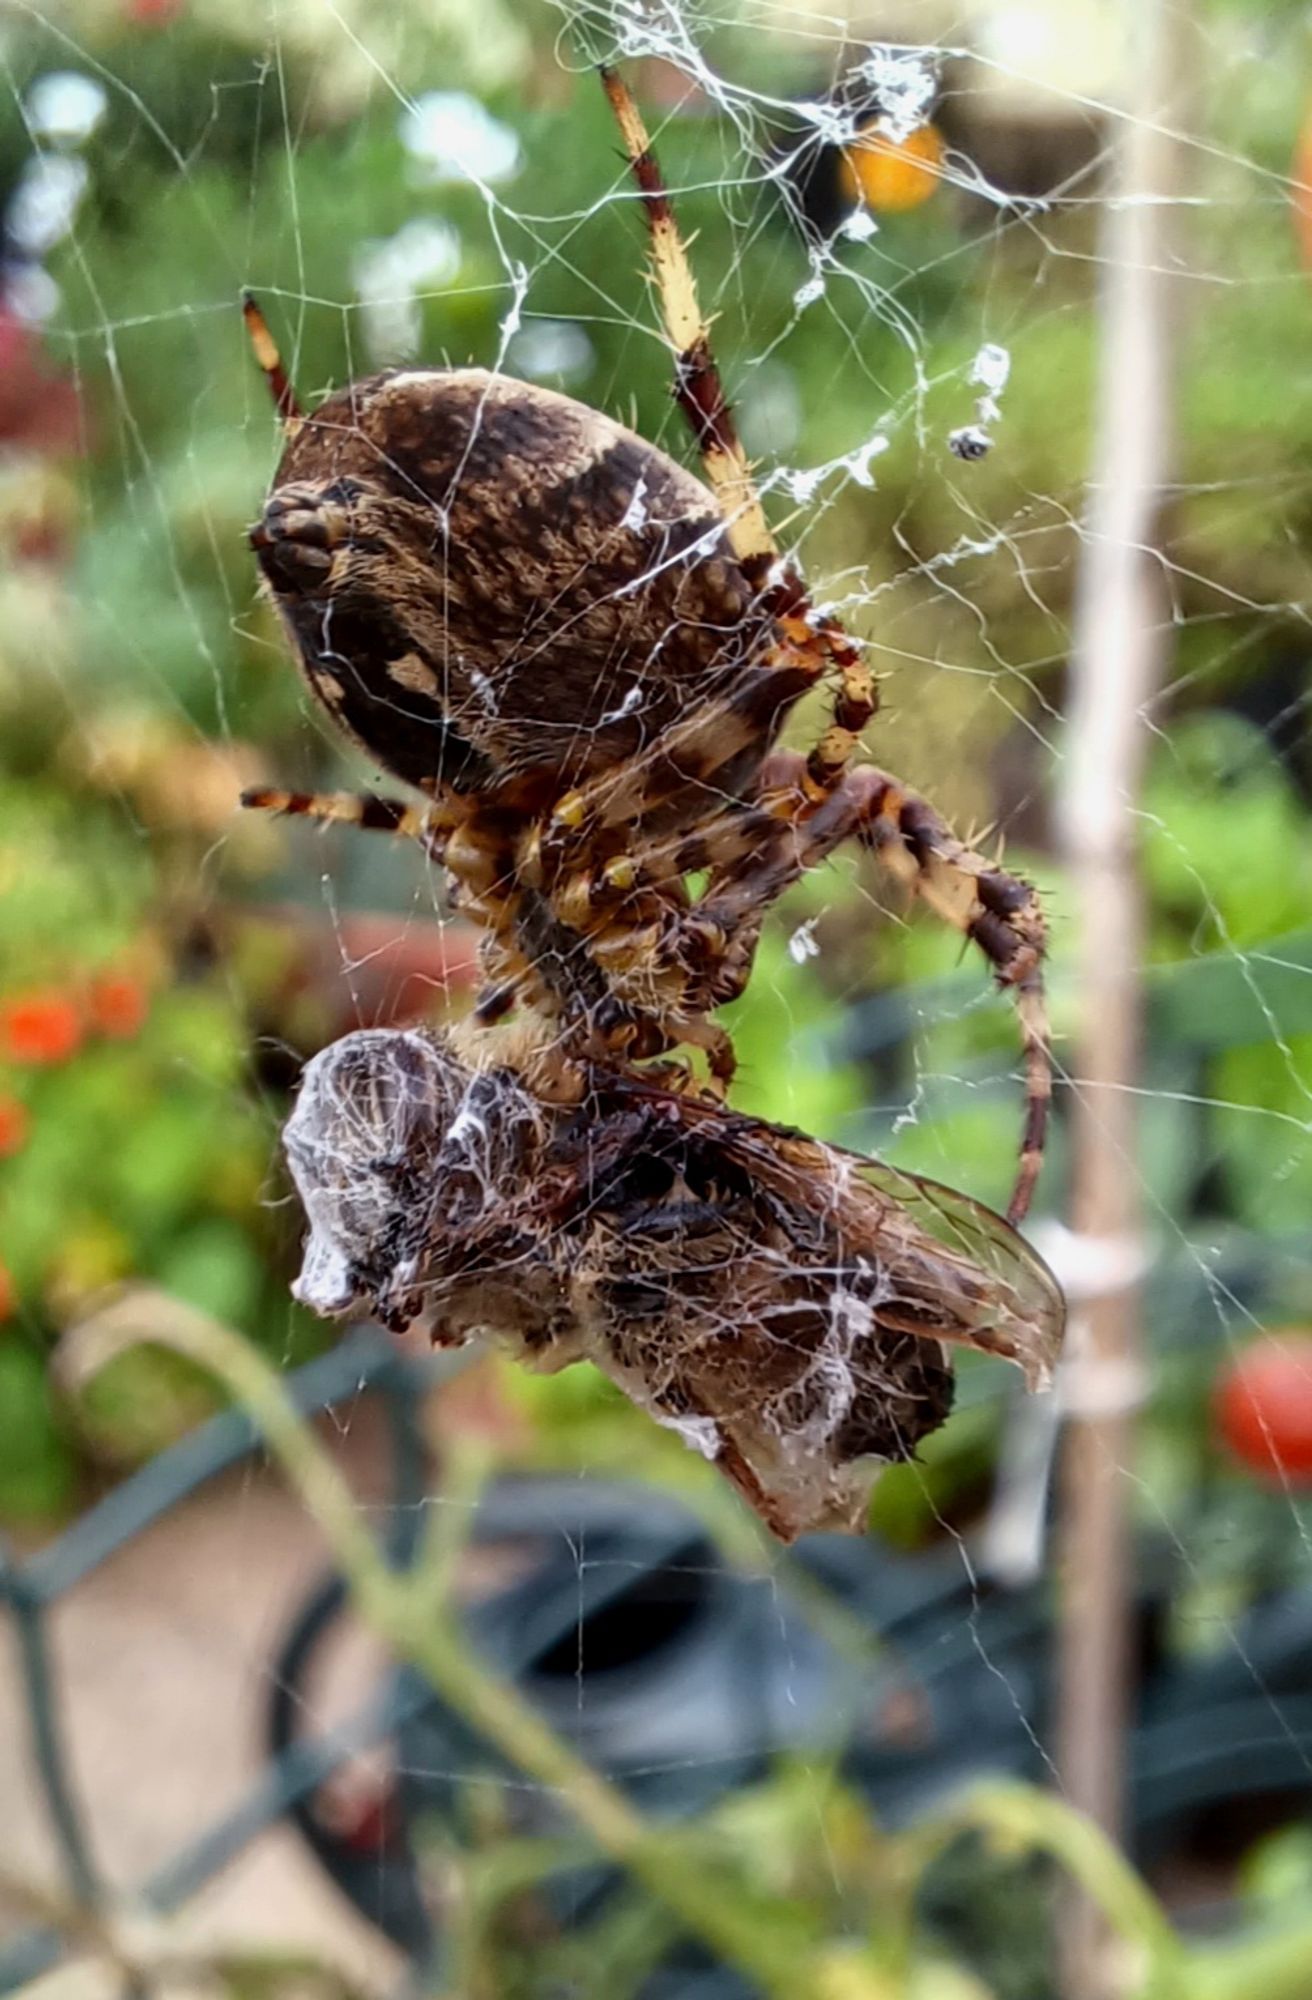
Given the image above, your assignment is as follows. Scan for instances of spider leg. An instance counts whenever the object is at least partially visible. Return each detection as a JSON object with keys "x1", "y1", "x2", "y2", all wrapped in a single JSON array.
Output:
[
  {"x1": 600, "y1": 72, "x2": 875, "y2": 792},
  {"x1": 849, "y1": 777, "x2": 1050, "y2": 1229},
  {"x1": 600, "y1": 66, "x2": 776, "y2": 576},
  {"x1": 664, "y1": 1013, "x2": 736, "y2": 1087},
  {"x1": 242, "y1": 292, "x2": 303, "y2": 430},
  {"x1": 249, "y1": 788, "x2": 570, "y2": 1044},
  {"x1": 648, "y1": 751, "x2": 1050, "y2": 1224},
  {"x1": 242, "y1": 786, "x2": 451, "y2": 863}
]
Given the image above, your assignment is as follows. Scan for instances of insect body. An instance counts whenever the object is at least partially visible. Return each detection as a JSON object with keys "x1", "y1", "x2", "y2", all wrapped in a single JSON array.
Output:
[
  {"x1": 284, "y1": 1025, "x2": 1064, "y2": 1540},
  {"x1": 244, "y1": 67, "x2": 1053, "y2": 1224}
]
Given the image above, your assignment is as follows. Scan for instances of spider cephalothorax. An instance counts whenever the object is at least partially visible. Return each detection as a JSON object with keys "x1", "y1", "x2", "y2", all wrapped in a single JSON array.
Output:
[
  {"x1": 244, "y1": 66, "x2": 1051, "y2": 1222},
  {"x1": 284, "y1": 1023, "x2": 1063, "y2": 1540}
]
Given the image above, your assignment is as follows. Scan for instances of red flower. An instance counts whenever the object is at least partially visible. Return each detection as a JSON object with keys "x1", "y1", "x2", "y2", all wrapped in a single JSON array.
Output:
[
  {"x1": 1215, "y1": 1332, "x2": 1312, "y2": 1486},
  {"x1": 0, "y1": 310, "x2": 84, "y2": 456},
  {"x1": 0, "y1": 1096, "x2": 29, "y2": 1156},
  {"x1": 1, "y1": 991, "x2": 82, "y2": 1065},
  {"x1": 88, "y1": 972, "x2": 148, "y2": 1040}
]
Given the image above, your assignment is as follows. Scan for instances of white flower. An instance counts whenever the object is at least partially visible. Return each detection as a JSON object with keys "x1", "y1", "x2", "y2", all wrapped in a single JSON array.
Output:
[
  {"x1": 506, "y1": 320, "x2": 594, "y2": 384},
  {"x1": 9, "y1": 155, "x2": 88, "y2": 255},
  {"x1": 400, "y1": 92, "x2": 520, "y2": 186},
  {"x1": 354, "y1": 218, "x2": 462, "y2": 361},
  {"x1": 25, "y1": 72, "x2": 107, "y2": 149}
]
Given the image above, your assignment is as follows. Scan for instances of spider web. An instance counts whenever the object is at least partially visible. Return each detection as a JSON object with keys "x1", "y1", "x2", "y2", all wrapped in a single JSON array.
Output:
[{"x1": 3, "y1": 0, "x2": 1312, "y2": 1992}]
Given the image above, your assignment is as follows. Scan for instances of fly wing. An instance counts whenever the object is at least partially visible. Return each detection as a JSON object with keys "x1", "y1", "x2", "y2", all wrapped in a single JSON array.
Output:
[
  {"x1": 843, "y1": 1154, "x2": 1063, "y2": 1387},
  {"x1": 730, "y1": 1125, "x2": 1064, "y2": 1389},
  {"x1": 604, "y1": 1077, "x2": 1065, "y2": 1391}
]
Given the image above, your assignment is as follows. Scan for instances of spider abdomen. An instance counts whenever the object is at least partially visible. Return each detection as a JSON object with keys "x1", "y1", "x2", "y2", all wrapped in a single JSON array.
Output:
[{"x1": 252, "y1": 367, "x2": 774, "y2": 804}]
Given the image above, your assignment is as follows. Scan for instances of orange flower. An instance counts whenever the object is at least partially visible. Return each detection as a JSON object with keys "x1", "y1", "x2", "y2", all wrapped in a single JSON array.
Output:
[
  {"x1": 0, "y1": 1262, "x2": 14, "y2": 1324},
  {"x1": 840, "y1": 120, "x2": 944, "y2": 215},
  {"x1": 1, "y1": 990, "x2": 82, "y2": 1065},
  {"x1": 0, "y1": 1096, "x2": 29, "y2": 1156},
  {"x1": 88, "y1": 971, "x2": 148, "y2": 1040},
  {"x1": 1293, "y1": 107, "x2": 1312, "y2": 271}
]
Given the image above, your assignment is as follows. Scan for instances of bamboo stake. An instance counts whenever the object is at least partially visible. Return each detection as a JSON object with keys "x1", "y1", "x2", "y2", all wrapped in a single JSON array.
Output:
[{"x1": 1055, "y1": 3, "x2": 1190, "y2": 1993}]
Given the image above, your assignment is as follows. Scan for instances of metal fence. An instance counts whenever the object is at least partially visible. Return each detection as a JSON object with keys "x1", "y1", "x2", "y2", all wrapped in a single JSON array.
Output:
[{"x1": 0, "y1": 1327, "x2": 432, "y2": 1989}]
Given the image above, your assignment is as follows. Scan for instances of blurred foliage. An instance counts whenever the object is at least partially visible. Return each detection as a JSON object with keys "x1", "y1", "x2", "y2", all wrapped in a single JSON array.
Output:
[
  {"x1": 0, "y1": 755, "x2": 323, "y2": 1509},
  {"x1": 0, "y1": 0, "x2": 1311, "y2": 1990}
]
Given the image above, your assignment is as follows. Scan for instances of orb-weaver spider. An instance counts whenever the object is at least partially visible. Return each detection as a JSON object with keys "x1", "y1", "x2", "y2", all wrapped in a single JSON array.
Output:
[{"x1": 243, "y1": 67, "x2": 1050, "y2": 1225}]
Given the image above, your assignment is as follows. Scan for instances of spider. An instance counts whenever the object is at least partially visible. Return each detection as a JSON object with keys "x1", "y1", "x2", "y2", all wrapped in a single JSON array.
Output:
[{"x1": 243, "y1": 66, "x2": 1051, "y2": 1226}]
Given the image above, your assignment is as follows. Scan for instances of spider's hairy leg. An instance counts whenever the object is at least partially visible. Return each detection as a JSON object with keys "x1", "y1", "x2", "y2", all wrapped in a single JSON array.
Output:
[
  {"x1": 600, "y1": 67, "x2": 776, "y2": 575},
  {"x1": 802, "y1": 621, "x2": 878, "y2": 794},
  {"x1": 844, "y1": 769, "x2": 1050, "y2": 1222},
  {"x1": 241, "y1": 292, "x2": 303, "y2": 430},
  {"x1": 241, "y1": 786, "x2": 452, "y2": 863},
  {"x1": 674, "y1": 751, "x2": 1052, "y2": 1224},
  {"x1": 246, "y1": 789, "x2": 548, "y2": 1035},
  {"x1": 569, "y1": 908, "x2": 739, "y2": 1085},
  {"x1": 662, "y1": 1012, "x2": 736, "y2": 1088},
  {"x1": 601, "y1": 70, "x2": 878, "y2": 793},
  {"x1": 471, "y1": 947, "x2": 531, "y2": 1027},
  {"x1": 543, "y1": 645, "x2": 813, "y2": 842}
]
